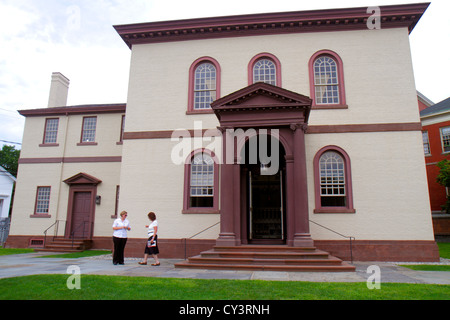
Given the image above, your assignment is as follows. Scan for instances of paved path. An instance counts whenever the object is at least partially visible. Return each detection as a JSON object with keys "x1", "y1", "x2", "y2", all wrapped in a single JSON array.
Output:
[{"x1": 0, "y1": 252, "x2": 449, "y2": 284}]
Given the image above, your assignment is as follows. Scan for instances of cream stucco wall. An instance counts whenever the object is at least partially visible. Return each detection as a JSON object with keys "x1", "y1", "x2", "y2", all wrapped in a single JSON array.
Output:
[
  {"x1": 306, "y1": 131, "x2": 433, "y2": 240},
  {"x1": 10, "y1": 111, "x2": 124, "y2": 237},
  {"x1": 11, "y1": 24, "x2": 433, "y2": 244},
  {"x1": 124, "y1": 27, "x2": 420, "y2": 135},
  {"x1": 118, "y1": 138, "x2": 220, "y2": 240},
  {"x1": 19, "y1": 113, "x2": 124, "y2": 159},
  {"x1": 118, "y1": 26, "x2": 432, "y2": 242}
]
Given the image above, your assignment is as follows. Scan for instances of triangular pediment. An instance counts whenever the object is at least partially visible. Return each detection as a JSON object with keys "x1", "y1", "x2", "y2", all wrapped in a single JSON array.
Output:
[
  {"x1": 64, "y1": 172, "x2": 102, "y2": 185},
  {"x1": 211, "y1": 82, "x2": 312, "y2": 127},
  {"x1": 211, "y1": 82, "x2": 311, "y2": 110}
]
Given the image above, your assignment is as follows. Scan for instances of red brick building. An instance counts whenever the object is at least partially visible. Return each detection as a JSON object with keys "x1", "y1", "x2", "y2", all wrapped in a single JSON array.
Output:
[{"x1": 421, "y1": 96, "x2": 450, "y2": 212}]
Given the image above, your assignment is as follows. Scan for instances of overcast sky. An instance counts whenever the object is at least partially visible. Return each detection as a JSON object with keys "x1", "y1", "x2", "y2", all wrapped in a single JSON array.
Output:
[{"x1": 0, "y1": 0, "x2": 448, "y2": 148}]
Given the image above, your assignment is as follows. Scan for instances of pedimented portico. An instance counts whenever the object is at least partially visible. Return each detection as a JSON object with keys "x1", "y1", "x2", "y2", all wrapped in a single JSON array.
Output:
[{"x1": 211, "y1": 82, "x2": 314, "y2": 247}]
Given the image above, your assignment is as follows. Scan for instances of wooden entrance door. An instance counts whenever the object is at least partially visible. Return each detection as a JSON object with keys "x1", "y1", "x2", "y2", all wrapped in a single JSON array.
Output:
[
  {"x1": 248, "y1": 170, "x2": 285, "y2": 242},
  {"x1": 70, "y1": 191, "x2": 92, "y2": 239},
  {"x1": 64, "y1": 172, "x2": 101, "y2": 240}
]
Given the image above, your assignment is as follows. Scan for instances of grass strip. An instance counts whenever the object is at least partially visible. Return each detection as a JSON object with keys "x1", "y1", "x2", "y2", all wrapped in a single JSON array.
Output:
[{"x1": 0, "y1": 274, "x2": 449, "y2": 300}]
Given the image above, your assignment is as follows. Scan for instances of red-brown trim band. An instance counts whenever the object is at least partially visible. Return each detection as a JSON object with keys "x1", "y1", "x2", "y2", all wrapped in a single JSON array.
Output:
[
  {"x1": 18, "y1": 156, "x2": 122, "y2": 164},
  {"x1": 123, "y1": 122, "x2": 422, "y2": 140}
]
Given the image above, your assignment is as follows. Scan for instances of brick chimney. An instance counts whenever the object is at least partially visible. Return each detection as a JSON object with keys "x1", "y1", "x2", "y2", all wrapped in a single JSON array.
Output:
[{"x1": 47, "y1": 72, "x2": 70, "y2": 108}]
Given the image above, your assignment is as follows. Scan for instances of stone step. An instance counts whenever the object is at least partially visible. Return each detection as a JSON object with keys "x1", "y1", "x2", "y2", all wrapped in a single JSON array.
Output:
[
  {"x1": 36, "y1": 238, "x2": 92, "y2": 253},
  {"x1": 175, "y1": 245, "x2": 356, "y2": 272}
]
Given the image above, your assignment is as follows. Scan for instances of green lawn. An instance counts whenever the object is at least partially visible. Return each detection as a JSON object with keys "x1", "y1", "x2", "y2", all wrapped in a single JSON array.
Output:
[
  {"x1": 400, "y1": 265, "x2": 450, "y2": 271},
  {"x1": 437, "y1": 242, "x2": 450, "y2": 258},
  {"x1": 39, "y1": 250, "x2": 111, "y2": 259},
  {"x1": 0, "y1": 274, "x2": 448, "y2": 300},
  {"x1": 0, "y1": 244, "x2": 449, "y2": 300},
  {"x1": 0, "y1": 247, "x2": 34, "y2": 255},
  {"x1": 400, "y1": 243, "x2": 450, "y2": 271}
]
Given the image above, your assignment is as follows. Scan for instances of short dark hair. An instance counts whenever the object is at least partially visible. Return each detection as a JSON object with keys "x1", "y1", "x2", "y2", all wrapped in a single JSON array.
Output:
[{"x1": 148, "y1": 211, "x2": 156, "y2": 221}]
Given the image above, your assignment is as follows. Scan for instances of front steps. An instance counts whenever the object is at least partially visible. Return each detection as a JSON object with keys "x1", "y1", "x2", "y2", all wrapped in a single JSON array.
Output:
[
  {"x1": 36, "y1": 237, "x2": 92, "y2": 253},
  {"x1": 175, "y1": 245, "x2": 355, "y2": 272}
]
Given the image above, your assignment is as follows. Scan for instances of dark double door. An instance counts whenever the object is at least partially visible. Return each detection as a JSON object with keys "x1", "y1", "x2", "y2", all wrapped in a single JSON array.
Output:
[{"x1": 248, "y1": 169, "x2": 285, "y2": 243}]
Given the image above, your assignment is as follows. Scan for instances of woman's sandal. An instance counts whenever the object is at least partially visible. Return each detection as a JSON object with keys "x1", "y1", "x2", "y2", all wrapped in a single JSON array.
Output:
[
  {"x1": 151, "y1": 263, "x2": 160, "y2": 266},
  {"x1": 138, "y1": 261, "x2": 147, "y2": 265}
]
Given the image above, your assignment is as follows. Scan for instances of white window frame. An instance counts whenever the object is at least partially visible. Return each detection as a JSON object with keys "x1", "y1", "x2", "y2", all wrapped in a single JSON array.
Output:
[
  {"x1": 194, "y1": 63, "x2": 216, "y2": 110},
  {"x1": 313, "y1": 56, "x2": 340, "y2": 105},
  {"x1": 43, "y1": 118, "x2": 59, "y2": 144},
  {"x1": 253, "y1": 59, "x2": 276, "y2": 86},
  {"x1": 440, "y1": 127, "x2": 450, "y2": 153},
  {"x1": 81, "y1": 116, "x2": 97, "y2": 143},
  {"x1": 422, "y1": 131, "x2": 431, "y2": 155},
  {"x1": 190, "y1": 153, "x2": 214, "y2": 198},
  {"x1": 319, "y1": 151, "x2": 346, "y2": 198},
  {"x1": 35, "y1": 187, "x2": 51, "y2": 215}
]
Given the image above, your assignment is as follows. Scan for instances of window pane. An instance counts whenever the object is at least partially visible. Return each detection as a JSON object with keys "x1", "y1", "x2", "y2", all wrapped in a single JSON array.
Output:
[
  {"x1": 441, "y1": 127, "x2": 450, "y2": 152},
  {"x1": 194, "y1": 63, "x2": 216, "y2": 109},
  {"x1": 190, "y1": 153, "x2": 214, "y2": 207},
  {"x1": 36, "y1": 187, "x2": 51, "y2": 214},
  {"x1": 314, "y1": 56, "x2": 340, "y2": 104},
  {"x1": 319, "y1": 151, "x2": 346, "y2": 207},
  {"x1": 44, "y1": 118, "x2": 59, "y2": 144},
  {"x1": 422, "y1": 131, "x2": 430, "y2": 155},
  {"x1": 82, "y1": 117, "x2": 97, "y2": 142},
  {"x1": 253, "y1": 59, "x2": 276, "y2": 85}
]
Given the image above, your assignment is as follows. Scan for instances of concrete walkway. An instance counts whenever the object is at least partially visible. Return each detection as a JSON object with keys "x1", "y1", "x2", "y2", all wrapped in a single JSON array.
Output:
[{"x1": 0, "y1": 252, "x2": 449, "y2": 284}]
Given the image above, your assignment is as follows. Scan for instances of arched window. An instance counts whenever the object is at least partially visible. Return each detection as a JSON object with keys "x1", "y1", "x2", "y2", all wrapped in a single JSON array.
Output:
[
  {"x1": 194, "y1": 63, "x2": 216, "y2": 110},
  {"x1": 313, "y1": 56, "x2": 339, "y2": 105},
  {"x1": 190, "y1": 153, "x2": 214, "y2": 206},
  {"x1": 319, "y1": 151, "x2": 346, "y2": 207},
  {"x1": 187, "y1": 57, "x2": 221, "y2": 114},
  {"x1": 183, "y1": 149, "x2": 219, "y2": 213},
  {"x1": 313, "y1": 146, "x2": 355, "y2": 213},
  {"x1": 248, "y1": 53, "x2": 281, "y2": 86},
  {"x1": 253, "y1": 59, "x2": 276, "y2": 85},
  {"x1": 308, "y1": 50, "x2": 346, "y2": 108}
]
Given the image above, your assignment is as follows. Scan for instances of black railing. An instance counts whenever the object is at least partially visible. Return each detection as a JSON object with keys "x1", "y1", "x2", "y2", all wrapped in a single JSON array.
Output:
[
  {"x1": 309, "y1": 219, "x2": 355, "y2": 263},
  {"x1": 70, "y1": 221, "x2": 90, "y2": 248},
  {"x1": 43, "y1": 220, "x2": 64, "y2": 247},
  {"x1": 183, "y1": 221, "x2": 220, "y2": 259},
  {"x1": 180, "y1": 220, "x2": 355, "y2": 263}
]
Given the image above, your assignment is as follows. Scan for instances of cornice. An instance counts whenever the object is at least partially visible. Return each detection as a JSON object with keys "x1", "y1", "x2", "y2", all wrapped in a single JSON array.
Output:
[
  {"x1": 114, "y1": 3, "x2": 430, "y2": 48},
  {"x1": 18, "y1": 103, "x2": 126, "y2": 117}
]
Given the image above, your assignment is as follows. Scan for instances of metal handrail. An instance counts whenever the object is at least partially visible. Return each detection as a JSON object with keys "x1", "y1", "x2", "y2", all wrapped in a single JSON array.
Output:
[
  {"x1": 43, "y1": 220, "x2": 64, "y2": 247},
  {"x1": 70, "y1": 221, "x2": 90, "y2": 248},
  {"x1": 183, "y1": 221, "x2": 220, "y2": 259},
  {"x1": 181, "y1": 219, "x2": 355, "y2": 263},
  {"x1": 309, "y1": 219, "x2": 355, "y2": 263}
]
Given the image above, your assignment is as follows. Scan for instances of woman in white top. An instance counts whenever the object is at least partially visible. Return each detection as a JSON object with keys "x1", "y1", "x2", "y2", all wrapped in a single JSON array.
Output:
[
  {"x1": 112, "y1": 211, "x2": 131, "y2": 265},
  {"x1": 138, "y1": 211, "x2": 160, "y2": 266}
]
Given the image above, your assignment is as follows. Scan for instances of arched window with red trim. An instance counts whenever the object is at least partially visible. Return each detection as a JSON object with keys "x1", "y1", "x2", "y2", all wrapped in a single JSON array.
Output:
[
  {"x1": 248, "y1": 53, "x2": 282, "y2": 86},
  {"x1": 309, "y1": 50, "x2": 347, "y2": 108},
  {"x1": 187, "y1": 57, "x2": 221, "y2": 114},
  {"x1": 313, "y1": 146, "x2": 355, "y2": 213},
  {"x1": 182, "y1": 149, "x2": 219, "y2": 214}
]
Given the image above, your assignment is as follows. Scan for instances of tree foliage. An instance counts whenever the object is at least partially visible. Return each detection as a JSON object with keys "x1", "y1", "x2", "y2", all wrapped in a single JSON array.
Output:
[
  {"x1": 436, "y1": 159, "x2": 450, "y2": 213},
  {"x1": 0, "y1": 145, "x2": 20, "y2": 177}
]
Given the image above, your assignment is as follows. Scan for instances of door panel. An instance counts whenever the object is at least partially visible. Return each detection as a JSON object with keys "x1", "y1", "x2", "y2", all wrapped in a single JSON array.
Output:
[
  {"x1": 249, "y1": 170, "x2": 284, "y2": 241},
  {"x1": 71, "y1": 192, "x2": 92, "y2": 238}
]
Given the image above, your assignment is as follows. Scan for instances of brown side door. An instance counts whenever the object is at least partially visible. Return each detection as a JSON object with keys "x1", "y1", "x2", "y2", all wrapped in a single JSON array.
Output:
[{"x1": 70, "y1": 191, "x2": 92, "y2": 238}]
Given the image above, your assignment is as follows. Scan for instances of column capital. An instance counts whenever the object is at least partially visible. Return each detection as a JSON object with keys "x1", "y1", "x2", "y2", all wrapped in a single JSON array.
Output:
[{"x1": 289, "y1": 123, "x2": 308, "y2": 133}]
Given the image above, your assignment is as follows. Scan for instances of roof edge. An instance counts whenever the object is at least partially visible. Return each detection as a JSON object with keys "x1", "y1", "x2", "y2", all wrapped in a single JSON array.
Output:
[
  {"x1": 114, "y1": 3, "x2": 430, "y2": 48},
  {"x1": 18, "y1": 103, "x2": 126, "y2": 117}
]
